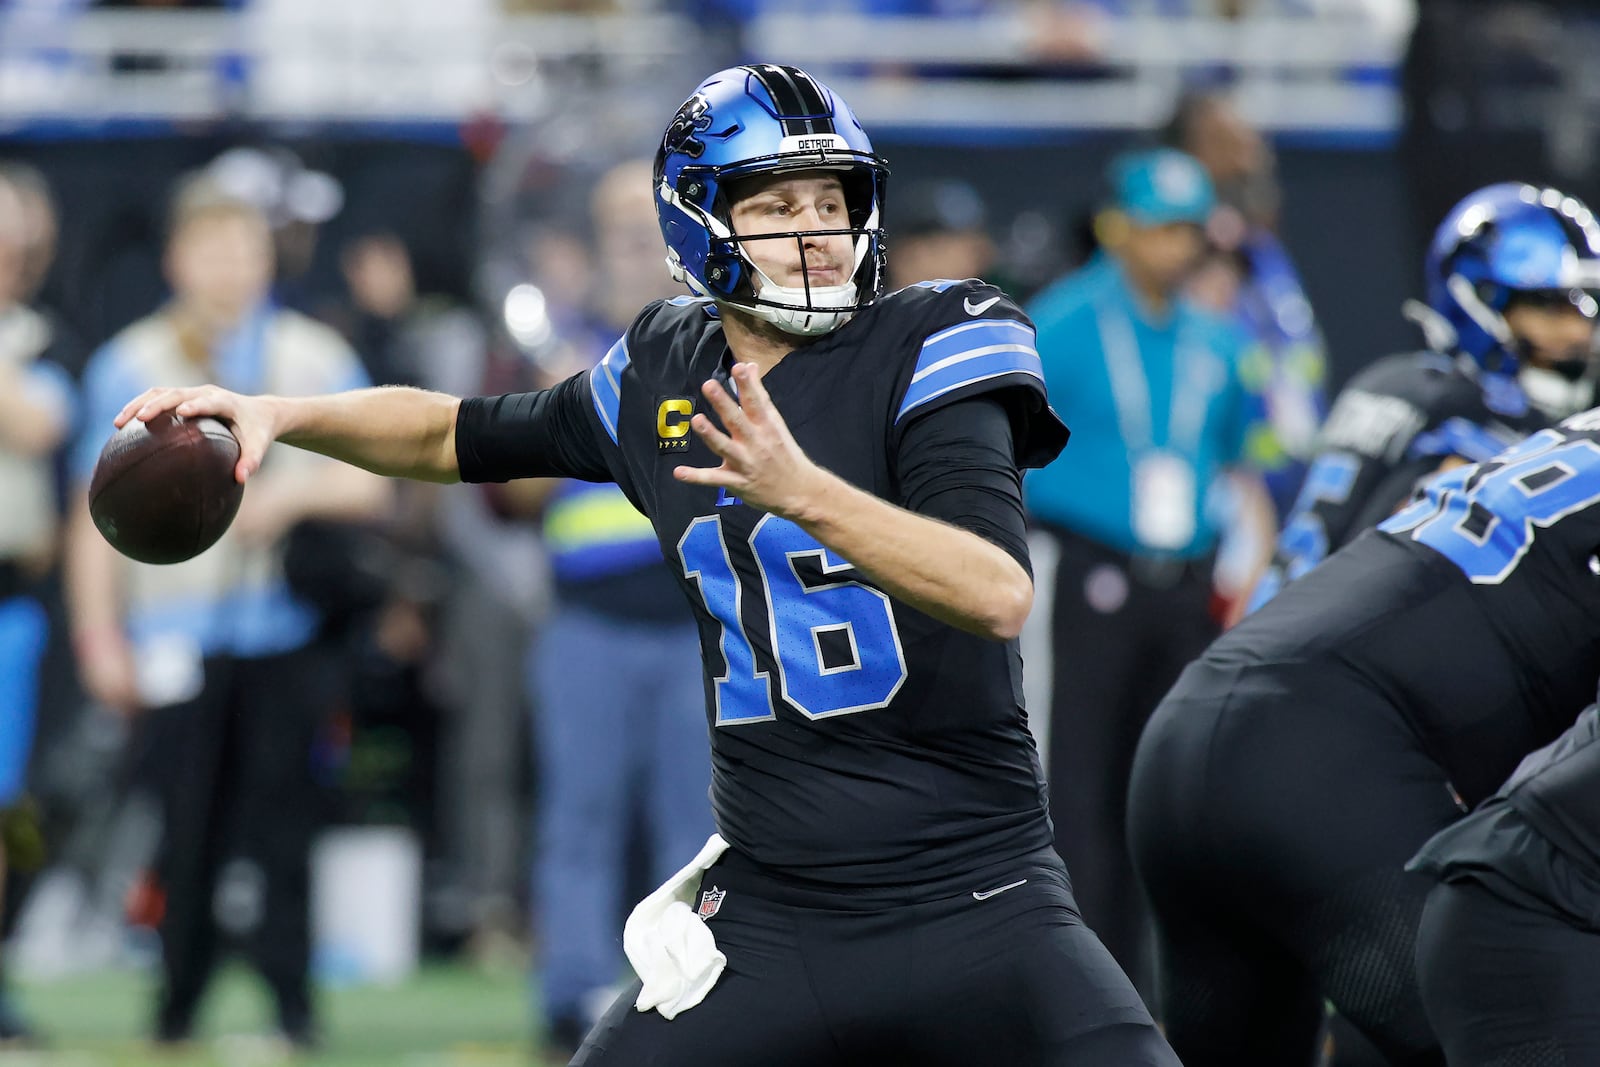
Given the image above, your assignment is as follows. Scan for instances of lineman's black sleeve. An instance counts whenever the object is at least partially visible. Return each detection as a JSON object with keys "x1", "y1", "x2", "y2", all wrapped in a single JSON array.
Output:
[
  {"x1": 454, "y1": 371, "x2": 613, "y2": 484},
  {"x1": 1343, "y1": 455, "x2": 1448, "y2": 541},
  {"x1": 897, "y1": 395, "x2": 1031, "y2": 576}
]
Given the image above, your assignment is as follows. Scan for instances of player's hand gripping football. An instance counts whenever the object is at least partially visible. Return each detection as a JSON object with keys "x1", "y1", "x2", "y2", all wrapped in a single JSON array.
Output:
[
  {"x1": 674, "y1": 361, "x2": 829, "y2": 520},
  {"x1": 115, "y1": 385, "x2": 275, "y2": 484}
]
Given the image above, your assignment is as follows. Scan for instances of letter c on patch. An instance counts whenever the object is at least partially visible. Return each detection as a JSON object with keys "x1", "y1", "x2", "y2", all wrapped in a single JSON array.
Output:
[{"x1": 658, "y1": 398, "x2": 694, "y2": 440}]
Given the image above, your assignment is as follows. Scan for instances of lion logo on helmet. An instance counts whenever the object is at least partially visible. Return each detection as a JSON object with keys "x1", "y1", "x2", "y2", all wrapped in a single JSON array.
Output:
[{"x1": 663, "y1": 93, "x2": 713, "y2": 160}]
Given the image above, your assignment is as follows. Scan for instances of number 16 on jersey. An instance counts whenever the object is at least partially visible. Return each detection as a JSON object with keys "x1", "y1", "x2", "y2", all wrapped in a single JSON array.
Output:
[{"x1": 678, "y1": 514, "x2": 908, "y2": 725}]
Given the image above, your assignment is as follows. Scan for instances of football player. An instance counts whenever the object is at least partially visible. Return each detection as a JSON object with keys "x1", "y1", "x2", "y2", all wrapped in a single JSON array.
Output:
[
  {"x1": 113, "y1": 65, "x2": 1178, "y2": 1066},
  {"x1": 1410, "y1": 638, "x2": 1600, "y2": 1065},
  {"x1": 1248, "y1": 183, "x2": 1599, "y2": 610},
  {"x1": 1128, "y1": 406, "x2": 1600, "y2": 1064}
]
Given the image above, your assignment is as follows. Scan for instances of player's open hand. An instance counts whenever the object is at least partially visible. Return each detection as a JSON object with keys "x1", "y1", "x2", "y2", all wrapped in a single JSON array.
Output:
[
  {"x1": 674, "y1": 362, "x2": 830, "y2": 519},
  {"x1": 115, "y1": 385, "x2": 276, "y2": 484}
]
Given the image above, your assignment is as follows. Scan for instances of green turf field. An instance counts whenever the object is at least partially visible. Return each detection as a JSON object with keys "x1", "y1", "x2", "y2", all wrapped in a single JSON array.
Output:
[{"x1": 14, "y1": 964, "x2": 540, "y2": 1066}]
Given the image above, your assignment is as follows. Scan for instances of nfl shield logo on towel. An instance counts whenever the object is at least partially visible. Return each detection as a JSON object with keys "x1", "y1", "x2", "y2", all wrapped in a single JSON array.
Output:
[{"x1": 697, "y1": 886, "x2": 726, "y2": 920}]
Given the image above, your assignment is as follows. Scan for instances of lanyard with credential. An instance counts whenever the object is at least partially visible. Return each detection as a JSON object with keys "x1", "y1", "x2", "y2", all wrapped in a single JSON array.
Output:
[
  {"x1": 1095, "y1": 299, "x2": 1208, "y2": 552},
  {"x1": 1095, "y1": 300, "x2": 1211, "y2": 455}
]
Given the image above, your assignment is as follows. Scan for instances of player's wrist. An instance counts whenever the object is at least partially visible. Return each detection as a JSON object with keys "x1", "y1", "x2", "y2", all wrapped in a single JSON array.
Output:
[
  {"x1": 257, "y1": 394, "x2": 292, "y2": 441},
  {"x1": 786, "y1": 464, "x2": 843, "y2": 528}
]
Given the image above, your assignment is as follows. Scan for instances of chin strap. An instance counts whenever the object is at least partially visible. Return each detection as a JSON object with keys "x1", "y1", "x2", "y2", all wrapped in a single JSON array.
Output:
[
  {"x1": 1403, "y1": 297, "x2": 1521, "y2": 374},
  {"x1": 665, "y1": 252, "x2": 856, "y2": 335},
  {"x1": 743, "y1": 268, "x2": 859, "y2": 336},
  {"x1": 1402, "y1": 299, "x2": 1458, "y2": 354},
  {"x1": 660, "y1": 174, "x2": 878, "y2": 337},
  {"x1": 1520, "y1": 362, "x2": 1597, "y2": 419}
]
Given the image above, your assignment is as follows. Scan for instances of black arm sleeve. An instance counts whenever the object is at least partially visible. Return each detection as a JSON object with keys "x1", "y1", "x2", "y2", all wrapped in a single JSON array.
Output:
[
  {"x1": 896, "y1": 395, "x2": 1032, "y2": 576},
  {"x1": 454, "y1": 371, "x2": 614, "y2": 484},
  {"x1": 1341, "y1": 456, "x2": 1444, "y2": 547}
]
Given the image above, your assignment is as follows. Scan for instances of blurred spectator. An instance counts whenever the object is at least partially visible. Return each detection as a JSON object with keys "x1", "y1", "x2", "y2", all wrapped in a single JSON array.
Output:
[
  {"x1": 0, "y1": 166, "x2": 77, "y2": 1046},
  {"x1": 1163, "y1": 90, "x2": 1328, "y2": 520},
  {"x1": 0, "y1": 162, "x2": 85, "y2": 379},
  {"x1": 886, "y1": 178, "x2": 1000, "y2": 291},
  {"x1": 1165, "y1": 90, "x2": 1280, "y2": 231},
  {"x1": 329, "y1": 229, "x2": 486, "y2": 390},
  {"x1": 63, "y1": 176, "x2": 389, "y2": 1051},
  {"x1": 337, "y1": 233, "x2": 422, "y2": 385},
  {"x1": 0, "y1": 163, "x2": 58, "y2": 308},
  {"x1": 1020, "y1": 1, "x2": 1111, "y2": 65},
  {"x1": 321, "y1": 227, "x2": 536, "y2": 959},
  {"x1": 423, "y1": 493, "x2": 540, "y2": 964},
  {"x1": 0, "y1": 165, "x2": 86, "y2": 1032},
  {"x1": 1022, "y1": 147, "x2": 1274, "y2": 997},
  {"x1": 204, "y1": 146, "x2": 345, "y2": 315},
  {"x1": 501, "y1": 159, "x2": 712, "y2": 1062}
]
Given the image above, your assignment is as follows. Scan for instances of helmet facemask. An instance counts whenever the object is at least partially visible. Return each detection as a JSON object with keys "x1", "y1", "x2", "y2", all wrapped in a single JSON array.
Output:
[
  {"x1": 721, "y1": 227, "x2": 869, "y2": 336},
  {"x1": 663, "y1": 160, "x2": 886, "y2": 337},
  {"x1": 654, "y1": 66, "x2": 891, "y2": 338}
]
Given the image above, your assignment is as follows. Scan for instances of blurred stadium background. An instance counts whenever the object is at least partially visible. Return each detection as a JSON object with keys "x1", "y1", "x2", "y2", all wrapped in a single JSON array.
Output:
[{"x1": 0, "y1": 0, "x2": 1596, "y2": 1063}]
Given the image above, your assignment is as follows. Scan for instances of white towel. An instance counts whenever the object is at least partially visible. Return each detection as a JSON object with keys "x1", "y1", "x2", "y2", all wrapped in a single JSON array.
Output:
[{"x1": 623, "y1": 833, "x2": 730, "y2": 1020}]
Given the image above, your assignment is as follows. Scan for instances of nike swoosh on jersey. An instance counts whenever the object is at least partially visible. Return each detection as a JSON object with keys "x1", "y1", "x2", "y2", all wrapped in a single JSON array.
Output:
[
  {"x1": 963, "y1": 295, "x2": 1002, "y2": 316},
  {"x1": 971, "y1": 878, "x2": 1028, "y2": 901}
]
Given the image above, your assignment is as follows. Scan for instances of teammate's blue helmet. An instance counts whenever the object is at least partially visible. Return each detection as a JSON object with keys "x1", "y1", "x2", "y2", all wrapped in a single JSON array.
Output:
[
  {"x1": 654, "y1": 64, "x2": 889, "y2": 336},
  {"x1": 1426, "y1": 182, "x2": 1600, "y2": 374}
]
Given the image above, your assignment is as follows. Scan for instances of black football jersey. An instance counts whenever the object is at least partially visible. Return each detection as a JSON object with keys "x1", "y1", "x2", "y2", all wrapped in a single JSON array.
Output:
[
  {"x1": 1409, "y1": 700, "x2": 1600, "y2": 929},
  {"x1": 462, "y1": 280, "x2": 1069, "y2": 889},
  {"x1": 1250, "y1": 350, "x2": 1545, "y2": 609},
  {"x1": 1214, "y1": 408, "x2": 1600, "y2": 805}
]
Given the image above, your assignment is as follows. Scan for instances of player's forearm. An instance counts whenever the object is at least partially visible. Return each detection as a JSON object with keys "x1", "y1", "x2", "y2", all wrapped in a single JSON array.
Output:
[
  {"x1": 793, "y1": 470, "x2": 1033, "y2": 641},
  {"x1": 63, "y1": 499, "x2": 124, "y2": 638},
  {"x1": 268, "y1": 387, "x2": 462, "y2": 483}
]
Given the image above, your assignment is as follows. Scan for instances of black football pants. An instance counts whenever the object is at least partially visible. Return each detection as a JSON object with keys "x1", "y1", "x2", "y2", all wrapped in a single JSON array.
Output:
[
  {"x1": 136, "y1": 645, "x2": 335, "y2": 1039},
  {"x1": 571, "y1": 848, "x2": 1179, "y2": 1067},
  {"x1": 1127, "y1": 658, "x2": 1453, "y2": 1067},
  {"x1": 1417, "y1": 878, "x2": 1600, "y2": 1067}
]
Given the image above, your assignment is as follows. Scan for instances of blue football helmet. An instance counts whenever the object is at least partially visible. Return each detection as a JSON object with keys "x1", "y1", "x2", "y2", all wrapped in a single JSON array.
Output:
[
  {"x1": 1426, "y1": 182, "x2": 1600, "y2": 373},
  {"x1": 654, "y1": 64, "x2": 889, "y2": 336}
]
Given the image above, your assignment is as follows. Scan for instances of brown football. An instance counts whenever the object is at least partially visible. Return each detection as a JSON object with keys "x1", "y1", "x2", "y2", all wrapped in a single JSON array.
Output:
[{"x1": 88, "y1": 412, "x2": 245, "y2": 565}]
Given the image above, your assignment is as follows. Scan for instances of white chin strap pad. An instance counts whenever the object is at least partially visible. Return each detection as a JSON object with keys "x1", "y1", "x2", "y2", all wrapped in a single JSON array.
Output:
[{"x1": 750, "y1": 281, "x2": 858, "y2": 336}]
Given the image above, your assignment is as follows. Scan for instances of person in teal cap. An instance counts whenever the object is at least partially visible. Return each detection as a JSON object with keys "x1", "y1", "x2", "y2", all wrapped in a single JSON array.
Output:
[{"x1": 1023, "y1": 146, "x2": 1276, "y2": 998}]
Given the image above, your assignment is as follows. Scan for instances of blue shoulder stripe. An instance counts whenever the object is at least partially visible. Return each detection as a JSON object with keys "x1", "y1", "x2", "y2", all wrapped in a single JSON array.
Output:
[
  {"x1": 666, "y1": 295, "x2": 719, "y2": 317},
  {"x1": 1407, "y1": 416, "x2": 1515, "y2": 463},
  {"x1": 896, "y1": 318, "x2": 1042, "y2": 423},
  {"x1": 589, "y1": 337, "x2": 630, "y2": 444}
]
